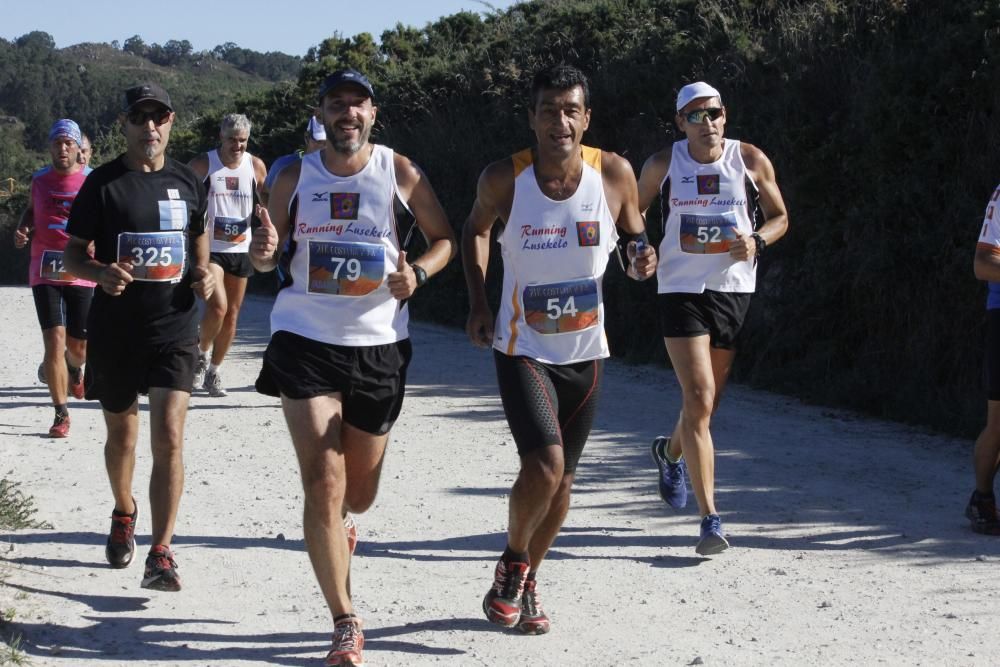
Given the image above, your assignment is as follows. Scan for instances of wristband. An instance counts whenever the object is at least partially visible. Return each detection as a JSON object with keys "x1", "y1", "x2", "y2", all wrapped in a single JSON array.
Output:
[
  {"x1": 750, "y1": 232, "x2": 766, "y2": 257},
  {"x1": 410, "y1": 263, "x2": 428, "y2": 288}
]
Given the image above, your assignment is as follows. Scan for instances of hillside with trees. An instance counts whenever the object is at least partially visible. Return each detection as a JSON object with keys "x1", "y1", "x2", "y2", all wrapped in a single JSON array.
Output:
[{"x1": 2, "y1": 0, "x2": 999, "y2": 436}]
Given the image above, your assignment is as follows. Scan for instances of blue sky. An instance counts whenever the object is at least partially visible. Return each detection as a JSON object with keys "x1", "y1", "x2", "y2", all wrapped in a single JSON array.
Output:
[{"x1": 1, "y1": 0, "x2": 522, "y2": 56}]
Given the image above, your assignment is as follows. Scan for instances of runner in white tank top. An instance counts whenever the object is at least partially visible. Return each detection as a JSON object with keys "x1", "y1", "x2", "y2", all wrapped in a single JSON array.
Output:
[
  {"x1": 188, "y1": 113, "x2": 268, "y2": 397},
  {"x1": 463, "y1": 65, "x2": 657, "y2": 635},
  {"x1": 638, "y1": 81, "x2": 789, "y2": 556},
  {"x1": 248, "y1": 69, "x2": 456, "y2": 667}
]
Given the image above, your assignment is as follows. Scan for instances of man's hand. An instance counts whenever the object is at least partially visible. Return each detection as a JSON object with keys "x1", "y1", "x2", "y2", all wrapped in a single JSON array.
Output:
[
  {"x1": 13, "y1": 226, "x2": 30, "y2": 249},
  {"x1": 387, "y1": 250, "x2": 417, "y2": 300},
  {"x1": 728, "y1": 229, "x2": 756, "y2": 262},
  {"x1": 250, "y1": 204, "x2": 278, "y2": 264},
  {"x1": 190, "y1": 264, "x2": 215, "y2": 301},
  {"x1": 628, "y1": 241, "x2": 657, "y2": 280},
  {"x1": 99, "y1": 262, "x2": 134, "y2": 296},
  {"x1": 466, "y1": 303, "x2": 495, "y2": 348}
]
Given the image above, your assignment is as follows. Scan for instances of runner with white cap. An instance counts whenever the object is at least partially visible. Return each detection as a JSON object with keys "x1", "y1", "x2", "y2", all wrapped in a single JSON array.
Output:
[{"x1": 638, "y1": 81, "x2": 789, "y2": 554}]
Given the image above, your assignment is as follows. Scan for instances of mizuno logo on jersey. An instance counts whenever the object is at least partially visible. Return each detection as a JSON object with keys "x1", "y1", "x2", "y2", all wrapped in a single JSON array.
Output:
[{"x1": 312, "y1": 192, "x2": 329, "y2": 202}]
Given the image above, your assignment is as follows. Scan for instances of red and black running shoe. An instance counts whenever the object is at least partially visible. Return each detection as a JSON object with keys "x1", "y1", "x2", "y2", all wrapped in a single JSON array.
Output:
[
  {"x1": 106, "y1": 503, "x2": 137, "y2": 568},
  {"x1": 68, "y1": 365, "x2": 85, "y2": 400},
  {"x1": 517, "y1": 578, "x2": 551, "y2": 635},
  {"x1": 482, "y1": 558, "x2": 529, "y2": 627},
  {"x1": 141, "y1": 545, "x2": 181, "y2": 592},
  {"x1": 48, "y1": 412, "x2": 70, "y2": 438}
]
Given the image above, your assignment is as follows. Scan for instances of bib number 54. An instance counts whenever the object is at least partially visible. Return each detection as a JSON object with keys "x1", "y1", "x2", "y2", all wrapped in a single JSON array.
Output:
[{"x1": 546, "y1": 296, "x2": 578, "y2": 320}]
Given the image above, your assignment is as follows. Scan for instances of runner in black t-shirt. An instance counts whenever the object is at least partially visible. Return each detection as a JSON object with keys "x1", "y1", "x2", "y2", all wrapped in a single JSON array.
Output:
[{"x1": 64, "y1": 82, "x2": 215, "y2": 593}]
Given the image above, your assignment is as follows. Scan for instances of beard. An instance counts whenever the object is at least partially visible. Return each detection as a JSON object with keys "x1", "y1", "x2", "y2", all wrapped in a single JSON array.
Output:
[{"x1": 326, "y1": 122, "x2": 372, "y2": 156}]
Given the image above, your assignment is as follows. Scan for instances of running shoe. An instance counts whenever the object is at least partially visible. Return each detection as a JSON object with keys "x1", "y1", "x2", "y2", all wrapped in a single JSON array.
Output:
[
  {"x1": 192, "y1": 353, "x2": 209, "y2": 388},
  {"x1": 517, "y1": 578, "x2": 551, "y2": 635},
  {"x1": 696, "y1": 514, "x2": 730, "y2": 555},
  {"x1": 106, "y1": 503, "x2": 138, "y2": 568},
  {"x1": 325, "y1": 615, "x2": 364, "y2": 666},
  {"x1": 965, "y1": 492, "x2": 1000, "y2": 535},
  {"x1": 483, "y1": 558, "x2": 529, "y2": 627},
  {"x1": 203, "y1": 369, "x2": 227, "y2": 397},
  {"x1": 48, "y1": 413, "x2": 70, "y2": 438},
  {"x1": 36, "y1": 362, "x2": 46, "y2": 384},
  {"x1": 68, "y1": 365, "x2": 85, "y2": 400},
  {"x1": 141, "y1": 545, "x2": 181, "y2": 591},
  {"x1": 651, "y1": 436, "x2": 688, "y2": 508},
  {"x1": 344, "y1": 514, "x2": 358, "y2": 556}
]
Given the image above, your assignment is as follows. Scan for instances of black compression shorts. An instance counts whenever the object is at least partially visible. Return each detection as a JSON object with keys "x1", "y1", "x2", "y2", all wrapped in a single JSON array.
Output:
[
  {"x1": 493, "y1": 350, "x2": 603, "y2": 474},
  {"x1": 256, "y1": 330, "x2": 412, "y2": 436},
  {"x1": 657, "y1": 290, "x2": 752, "y2": 350},
  {"x1": 32, "y1": 284, "x2": 93, "y2": 339},
  {"x1": 985, "y1": 309, "x2": 1000, "y2": 401}
]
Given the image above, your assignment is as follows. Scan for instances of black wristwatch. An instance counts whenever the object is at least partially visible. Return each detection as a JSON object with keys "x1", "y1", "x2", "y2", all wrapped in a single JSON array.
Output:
[
  {"x1": 750, "y1": 232, "x2": 766, "y2": 257},
  {"x1": 410, "y1": 263, "x2": 428, "y2": 288}
]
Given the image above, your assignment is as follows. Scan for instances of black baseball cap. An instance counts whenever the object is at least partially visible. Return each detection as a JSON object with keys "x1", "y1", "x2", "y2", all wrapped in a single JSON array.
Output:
[
  {"x1": 317, "y1": 69, "x2": 375, "y2": 102},
  {"x1": 123, "y1": 82, "x2": 173, "y2": 112}
]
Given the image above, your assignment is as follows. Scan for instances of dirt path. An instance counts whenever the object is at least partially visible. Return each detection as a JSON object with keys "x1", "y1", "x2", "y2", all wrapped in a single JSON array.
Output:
[{"x1": 1, "y1": 285, "x2": 998, "y2": 666}]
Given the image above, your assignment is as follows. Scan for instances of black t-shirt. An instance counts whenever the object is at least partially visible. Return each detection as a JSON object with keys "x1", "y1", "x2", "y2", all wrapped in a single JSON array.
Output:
[{"x1": 67, "y1": 155, "x2": 207, "y2": 343}]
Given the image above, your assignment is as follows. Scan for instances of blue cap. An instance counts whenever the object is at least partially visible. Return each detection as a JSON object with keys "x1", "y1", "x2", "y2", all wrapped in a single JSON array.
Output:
[
  {"x1": 318, "y1": 69, "x2": 375, "y2": 102},
  {"x1": 48, "y1": 119, "x2": 82, "y2": 146}
]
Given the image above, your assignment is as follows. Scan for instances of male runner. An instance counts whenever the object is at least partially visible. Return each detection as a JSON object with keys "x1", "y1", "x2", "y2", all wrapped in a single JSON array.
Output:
[
  {"x1": 189, "y1": 113, "x2": 268, "y2": 396},
  {"x1": 263, "y1": 115, "x2": 326, "y2": 197},
  {"x1": 638, "y1": 81, "x2": 788, "y2": 554},
  {"x1": 64, "y1": 82, "x2": 215, "y2": 591},
  {"x1": 968, "y1": 182, "x2": 1000, "y2": 534},
  {"x1": 14, "y1": 118, "x2": 95, "y2": 437},
  {"x1": 79, "y1": 133, "x2": 93, "y2": 170},
  {"x1": 464, "y1": 65, "x2": 656, "y2": 634},
  {"x1": 250, "y1": 69, "x2": 456, "y2": 666}
]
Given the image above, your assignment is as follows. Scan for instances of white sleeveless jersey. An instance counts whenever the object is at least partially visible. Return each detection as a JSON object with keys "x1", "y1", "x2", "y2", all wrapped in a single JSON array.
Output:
[
  {"x1": 493, "y1": 146, "x2": 619, "y2": 364},
  {"x1": 206, "y1": 150, "x2": 257, "y2": 253},
  {"x1": 657, "y1": 139, "x2": 758, "y2": 293},
  {"x1": 270, "y1": 145, "x2": 412, "y2": 346}
]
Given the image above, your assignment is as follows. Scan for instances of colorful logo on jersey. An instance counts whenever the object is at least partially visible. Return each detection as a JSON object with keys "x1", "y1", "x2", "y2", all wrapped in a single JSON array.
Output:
[
  {"x1": 331, "y1": 193, "x2": 360, "y2": 220},
  {"x1": 697, "y1": 174, "x2": 720, "y2": 195},
  {"x1": 225, "y1": 177, "x2": 240, "y2": 191},
  {"x1": 576, "y1": 220, "x2": 600, "y2": 247}
]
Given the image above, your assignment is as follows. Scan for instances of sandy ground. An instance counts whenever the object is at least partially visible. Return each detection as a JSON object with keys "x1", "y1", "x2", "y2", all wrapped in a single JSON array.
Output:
[{"x1": 1, "y1": 284, "x2": 999, "y2": 666}]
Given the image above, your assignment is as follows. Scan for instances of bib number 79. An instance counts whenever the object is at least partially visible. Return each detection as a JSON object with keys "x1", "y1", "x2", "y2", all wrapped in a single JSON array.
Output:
[
  {"x1": 130, "y1": 245, "x2": 173, "y2": 267},
  {"x1": 329, "y1": 257, "x2": 362, "y2": 281},
  {"x1": 546, "y1": 296, "x2": 578, "y2": 320},
  {"x1": 696, "y1": 226, "x2": 722, "y2": 244}
]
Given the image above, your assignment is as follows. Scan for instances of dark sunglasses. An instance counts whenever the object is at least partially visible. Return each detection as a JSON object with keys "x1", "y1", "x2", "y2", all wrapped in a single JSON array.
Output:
[
  {"x1": 126, "y1": 108, "x2": 172, "y2": 126},
  {"x1": 684, "y1": 107, "x2": 724, "y2": 123}
]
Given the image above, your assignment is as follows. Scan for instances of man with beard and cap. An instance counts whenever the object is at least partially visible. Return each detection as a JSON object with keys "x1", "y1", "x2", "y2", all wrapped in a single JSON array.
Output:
[
  {"x1": 250, "y1": 69, "x2": 456, "y2": 667},
  {"x1": 64, "y1": 82, "x2": 215, "y2": 591},
  {"x1": 638, "y1": 81, "x2": 788, "y2": 555}
]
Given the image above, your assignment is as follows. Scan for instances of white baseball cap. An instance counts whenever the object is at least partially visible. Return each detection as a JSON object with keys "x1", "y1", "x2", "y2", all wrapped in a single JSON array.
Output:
[
  {"x1": 307, "y1": 116, "x2": 326, "y2": 141},
  {"x1": 676, "y1": 81, "x2": 722, "y2": 112}
]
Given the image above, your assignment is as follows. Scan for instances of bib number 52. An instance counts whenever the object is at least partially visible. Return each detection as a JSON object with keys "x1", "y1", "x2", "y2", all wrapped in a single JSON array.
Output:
[{"x1": 696, "y1": 226, "x2": 722, "y2": 244}]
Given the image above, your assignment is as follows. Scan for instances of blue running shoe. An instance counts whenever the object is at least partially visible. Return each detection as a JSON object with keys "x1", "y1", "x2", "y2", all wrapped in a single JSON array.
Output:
[
  {"x1": 696, "y1": 514, "x2": 729, "y2": 555},
  {"x1": 651, "y1": 436, "x2": 688, "y2": 508}
]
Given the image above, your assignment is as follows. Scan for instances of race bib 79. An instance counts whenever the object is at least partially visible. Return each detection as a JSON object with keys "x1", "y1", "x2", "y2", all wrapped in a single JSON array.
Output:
[{"x1": 307, "y1": 240, "x2": 385, "y2": 296}]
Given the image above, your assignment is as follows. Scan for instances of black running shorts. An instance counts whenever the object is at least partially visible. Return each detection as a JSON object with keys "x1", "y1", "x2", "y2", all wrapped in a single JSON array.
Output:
[
  {"x1": 657, "y1": 290, "x2": 752, "y2": 350},
  {"x1": 209, "y1": 252, "x2": 254, "y2": 278},
  {"x1": 85, "y1": 335, "x2": 199, "y2": 413},
  {"x1": 32, "y1": 284, "x2": 93, "y2": 339},
  {"x1": 493, "y1": 350, "x2": 603, "y2": 474},
  {"x1": 985, "y1": 309, "x2": 1000, "y2": 401},
  {"x1": 256, "y1": 330, "x2": 412, "y2": 436}
]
